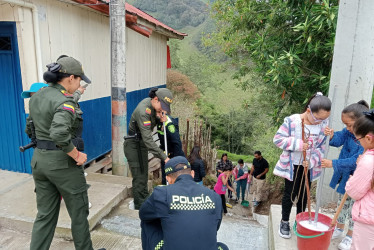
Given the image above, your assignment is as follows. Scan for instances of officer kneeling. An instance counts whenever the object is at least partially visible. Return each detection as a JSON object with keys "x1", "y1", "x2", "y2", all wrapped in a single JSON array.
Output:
[{"x1": 139, "y1": 156, "x2": 229, "y2": 250}]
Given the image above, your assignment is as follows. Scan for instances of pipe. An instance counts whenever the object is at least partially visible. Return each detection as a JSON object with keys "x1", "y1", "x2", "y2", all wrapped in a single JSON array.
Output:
[{"x1": 1, "y1": 0, "x2": 43, "y2": 82}]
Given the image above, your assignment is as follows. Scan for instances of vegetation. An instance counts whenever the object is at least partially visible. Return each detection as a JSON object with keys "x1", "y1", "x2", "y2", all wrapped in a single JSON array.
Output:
[
  {"x1": 130, "y1": 0, "x2": 208, "y2": 29},
  {"x1": 206, "y1": 0, "x2": 339, "y2": 115}
]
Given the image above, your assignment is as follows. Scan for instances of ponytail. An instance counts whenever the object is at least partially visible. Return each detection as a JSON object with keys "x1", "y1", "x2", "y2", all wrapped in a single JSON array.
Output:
[
  {"x1": 342, "y1": 100, "x2": 369, "y2": 120},
  {"x1": 149, "y1": 87, "x2": 158, "y2": 98}
]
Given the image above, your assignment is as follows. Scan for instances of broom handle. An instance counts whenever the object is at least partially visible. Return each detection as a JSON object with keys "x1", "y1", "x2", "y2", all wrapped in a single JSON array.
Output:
[
  {"x1": 331, "y1": 193, "x2": 349, "y2": 227},
  {"x1": 302, "y1": 118, "x2": 312, "y2": 220}
]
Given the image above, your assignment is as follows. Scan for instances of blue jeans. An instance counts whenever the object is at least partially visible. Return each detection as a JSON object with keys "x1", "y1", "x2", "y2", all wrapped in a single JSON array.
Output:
[{"x1": 236, "y1": 179, "x2": 247, "y2": 201}]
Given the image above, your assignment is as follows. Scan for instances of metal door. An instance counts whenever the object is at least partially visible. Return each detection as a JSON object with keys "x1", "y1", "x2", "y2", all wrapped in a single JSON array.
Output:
[{"x1": 0, "y1": 22, "x2": 32, "y2": 173}]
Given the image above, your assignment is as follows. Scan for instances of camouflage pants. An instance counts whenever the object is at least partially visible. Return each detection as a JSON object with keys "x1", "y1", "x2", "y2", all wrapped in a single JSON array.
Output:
[{"x1": 337, "y1": 194, "x2": 354, "y2": 231}]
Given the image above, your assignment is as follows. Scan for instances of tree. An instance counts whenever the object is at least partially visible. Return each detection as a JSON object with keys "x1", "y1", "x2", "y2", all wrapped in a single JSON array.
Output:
[{"x1": 206, "y1": 0, "x2": 339, "y2": 114}]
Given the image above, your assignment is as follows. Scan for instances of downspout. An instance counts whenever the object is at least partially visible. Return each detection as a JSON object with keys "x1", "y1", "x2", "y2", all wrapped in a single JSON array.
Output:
[{"x1": 0, "y1": 0, "x2": 43, "y2": 82}]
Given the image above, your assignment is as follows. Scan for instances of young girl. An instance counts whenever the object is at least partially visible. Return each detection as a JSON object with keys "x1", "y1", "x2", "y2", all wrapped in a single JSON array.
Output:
[
  {"x1": 214, "y1": 165, "x2": 236, "y2": 215},
  {"x1": 345, "y1": 109, "x2": 374, "y2": 250},
  {"x1": 273, "y1": 92, "x2": 331, "y2": 239},
  {"x1": 233, "y1": 159, "x2": 249, "y2": 203},
  {"x1": 321, "y1": 100, "x2": 369, "y2": 250}
]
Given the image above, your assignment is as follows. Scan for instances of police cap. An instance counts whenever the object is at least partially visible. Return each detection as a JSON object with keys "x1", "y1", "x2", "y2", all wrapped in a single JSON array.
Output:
[
  {"x1": 156, "y1": 88, "x2": 173, "y2": 114},
  {"x1": 56, "y1": 56, "x2": 91, "y2": 83},
  {"x1": 164, "y1": 156, "x2": 191, "y2": 175}
]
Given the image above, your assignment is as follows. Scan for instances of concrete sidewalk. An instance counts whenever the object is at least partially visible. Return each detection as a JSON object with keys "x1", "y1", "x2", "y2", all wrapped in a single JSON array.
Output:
[{"x1": 0, "y1": 169, "x2": 133, "y2": 239}]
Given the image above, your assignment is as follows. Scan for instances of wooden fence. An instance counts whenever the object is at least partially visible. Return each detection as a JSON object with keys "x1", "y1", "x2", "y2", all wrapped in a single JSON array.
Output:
[{"x1": 181, "y1": 119, "x2": 217, "y2": 174}]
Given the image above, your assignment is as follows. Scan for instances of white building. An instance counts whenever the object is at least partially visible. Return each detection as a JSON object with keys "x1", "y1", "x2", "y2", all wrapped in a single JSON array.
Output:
[{"x1": 0, "y1": 0, "x2": 186, "y2": 173}]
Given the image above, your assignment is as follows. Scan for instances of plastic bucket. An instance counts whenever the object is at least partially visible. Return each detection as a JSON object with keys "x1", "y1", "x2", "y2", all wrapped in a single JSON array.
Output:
[
  {"x1": 241, "y1": 200, "x2": 249, "y2": 207},
  {"x1": 294, "y1": 212, "x2": 334, "y2": 250}
]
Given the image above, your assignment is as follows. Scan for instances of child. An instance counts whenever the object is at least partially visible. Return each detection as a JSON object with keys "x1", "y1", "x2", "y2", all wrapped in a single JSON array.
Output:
[
  {"x1": 321, "y1": 100, "x2": 369, "y2": 250},
  {"x1": 214, "y1": 165, "x2": 236, "y2": 215},
  {"x1": 345, "y1": 109, "x2": 374, "y2": 250},
  {"x1": 234, "y1": 159, "x2": 249, "y2": 203},
  {"x1": 273, "y1": 92, "x2": 331, "y2": 239}
]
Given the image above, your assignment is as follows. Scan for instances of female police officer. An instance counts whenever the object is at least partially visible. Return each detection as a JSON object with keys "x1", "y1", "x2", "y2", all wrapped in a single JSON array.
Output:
[
  {"x1": 27, "y1": 56, "x2": 95, "y2": 250},
  {"x1": 124, "y1": 87, "x2": 173, "y2": 210}
]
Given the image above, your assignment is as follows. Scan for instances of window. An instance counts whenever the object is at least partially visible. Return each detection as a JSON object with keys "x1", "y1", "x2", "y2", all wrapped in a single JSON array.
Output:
[{"x1": 0, "y1": 36, "x2": 11, "y2": 51}]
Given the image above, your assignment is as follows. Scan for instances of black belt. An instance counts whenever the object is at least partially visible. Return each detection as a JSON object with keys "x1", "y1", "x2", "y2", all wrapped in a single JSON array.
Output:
[{"x1": 36, "y1": 140, "x2": 60, "y2": 150}]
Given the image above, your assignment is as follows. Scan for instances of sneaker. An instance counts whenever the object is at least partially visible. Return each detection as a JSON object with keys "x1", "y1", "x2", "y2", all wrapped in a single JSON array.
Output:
[
  {"x1": 338, "y1": 236, "x2": 352, "y2": 250},
  {"x1": 279, "y1": 221, "x2": 291, "y2": 239},
  {"x1": 332, "y1": 227, "x2": 344, "y2": 239},
  {"x1": 225, "y1": 212, "x2": 233, "y2": 217},
  {"x1": 235, "y1": 198, "x2": 239, "y2": 203},
  {"x1": 89, "y1": 202, "x2": 92, "y2": 209}
]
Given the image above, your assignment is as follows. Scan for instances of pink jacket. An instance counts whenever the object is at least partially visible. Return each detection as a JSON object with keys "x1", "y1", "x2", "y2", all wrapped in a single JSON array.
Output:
[{"x1": 346, "y1": 149, "x2": 374, "y2": 225}]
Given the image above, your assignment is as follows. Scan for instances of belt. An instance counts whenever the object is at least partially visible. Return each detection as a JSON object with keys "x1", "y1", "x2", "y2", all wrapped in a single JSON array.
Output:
[{"x1": 36, "y1": 140, "x2": 60, "y2": 150}]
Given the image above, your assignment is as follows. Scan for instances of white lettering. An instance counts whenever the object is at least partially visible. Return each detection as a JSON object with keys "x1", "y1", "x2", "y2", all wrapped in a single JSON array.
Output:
[
  {"x1": 205, "y1": 196, "x2": 213, "y2": 203},
  {"x1": 195, "y1": 197, "x2": 202, "y2": 204},
  {"x1": 180, "y1": 196, "x2": 187, "y2": 203},
  {"x1": 172, "y1": 195, "x2": 179, "y2": 203}
]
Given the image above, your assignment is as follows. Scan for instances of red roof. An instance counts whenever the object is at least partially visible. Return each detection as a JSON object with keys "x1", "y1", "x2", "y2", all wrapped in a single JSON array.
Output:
[
  {"x1": 72, "y1": 0, "x2": 186, "y2": 38},
  {"x1": 124, "y1": 3, "x2": 186, "y2": 37}
]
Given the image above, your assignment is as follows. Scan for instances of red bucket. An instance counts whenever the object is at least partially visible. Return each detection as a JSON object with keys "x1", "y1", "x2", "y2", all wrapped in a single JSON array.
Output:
[{"x1": 293, "y1": 212, "x2": 334, "y2": 250}]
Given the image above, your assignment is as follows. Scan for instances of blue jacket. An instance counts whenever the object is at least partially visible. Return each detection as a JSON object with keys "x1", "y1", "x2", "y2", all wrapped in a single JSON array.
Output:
[
  {"x1": 139, "y1": 174, "x2": 222, "y2": 250},
  {"x1": 329, "y1": 128, "x2": 364, "y2": 194}
]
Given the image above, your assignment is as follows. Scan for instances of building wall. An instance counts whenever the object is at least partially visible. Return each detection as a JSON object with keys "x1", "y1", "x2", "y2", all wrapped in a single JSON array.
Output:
[
  {"x1": 0, "y1": 0, "x2": 167, "y2": 109},
  {"x1": 0, "y1": 0, "x2": 169, "y2": 169}
]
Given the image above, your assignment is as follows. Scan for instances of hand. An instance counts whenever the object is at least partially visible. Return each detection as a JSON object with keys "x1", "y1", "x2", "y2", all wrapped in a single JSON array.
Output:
[
  {"x1": 302, "y1": 160, "x2": 309, "y2": 169},
  {"x1": 78, "y1": 86, "x2": 86, "y2": 94},
  {"x1": 235, "y1": 178, "x2": 239, "y2": 181},
  {"x1": 324, "y1": 127, "x2": 334, "y2": 138},
  {"x1": 164, "y1": 157, "x2": 170, "y2": 163},
  {"x1": 303, "y1": 142, "x2": 309, "y2": 151},
  {"x1": 321, "y1": 159, "x2": 332, "y2": 168},
  {"x1": 75, "y1": 152, "x2": 87, "y2": 165}
]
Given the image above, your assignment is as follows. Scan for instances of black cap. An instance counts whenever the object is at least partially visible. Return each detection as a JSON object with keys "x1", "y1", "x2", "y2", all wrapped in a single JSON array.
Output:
[{"x1": 164, "y1": 156, "x2": 191, "y2": 175}]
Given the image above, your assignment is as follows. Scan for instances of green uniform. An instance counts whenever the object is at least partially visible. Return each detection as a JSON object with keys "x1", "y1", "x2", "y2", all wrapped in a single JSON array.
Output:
[
  {"x1": 27, "y1": 83, "x2": 92, "y2": 250},
  {"x1": 124, "y1": 98, "x2": 167, "y2": 209}
]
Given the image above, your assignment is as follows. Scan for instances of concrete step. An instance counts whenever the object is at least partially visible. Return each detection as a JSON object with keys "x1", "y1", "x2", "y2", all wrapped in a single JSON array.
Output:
[
  {"x1": 0, "y1": 170, "x2": 132, "y2": 239},
  {"x1": 269, "y1": 204, "x2": 344, "y2": 250}
]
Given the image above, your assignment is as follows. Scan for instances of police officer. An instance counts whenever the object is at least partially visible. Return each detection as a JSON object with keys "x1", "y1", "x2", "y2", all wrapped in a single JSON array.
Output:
[
  {"x1": 157, "y1": 114, "x2": 185, "y2": 185},
  {"x1": 27, "y1": 56, "x2": 102, "y2": 250},
  {"x1": 124, "y1": 87, "x2": 173, "y2": 210},
  {"x1": 139, "y1": 156, "x2": 229, "y2": 250}
]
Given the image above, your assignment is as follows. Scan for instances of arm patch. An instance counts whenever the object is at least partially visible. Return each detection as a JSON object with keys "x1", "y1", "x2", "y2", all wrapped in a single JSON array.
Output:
[{"x1": 63, "y1": 104, "x2": 75, "y2": 113}]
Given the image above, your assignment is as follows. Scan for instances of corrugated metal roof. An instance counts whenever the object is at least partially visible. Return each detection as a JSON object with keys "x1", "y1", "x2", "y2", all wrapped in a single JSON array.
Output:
[
  {"x1": 124, "y1": 3, "x2": 187, "y2": 37},
  {"x1": 72, "y1": 0, "x2": 187, "y2": 38}
]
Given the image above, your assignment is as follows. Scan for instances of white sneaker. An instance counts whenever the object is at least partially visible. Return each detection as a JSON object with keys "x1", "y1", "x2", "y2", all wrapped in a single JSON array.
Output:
[
  {"x1": 84, "y1": 172, "x2": 88, "y2": 177},
  {"x1": 88, "y1": 202, "x2": 92, "y2": 209},
  {"x1": 338, "y1": 236, "x2": 352, "y2": 250},
  {"x1": 225, "y1": 212, "x2": 233, "y2": 217},
  {"x1": 332, "y1": 228, "x2": 344, "y2": 239}
]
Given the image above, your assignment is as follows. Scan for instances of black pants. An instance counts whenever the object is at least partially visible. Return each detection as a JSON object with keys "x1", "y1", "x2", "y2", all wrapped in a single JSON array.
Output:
[
  {"x1": 281, "y1": 165, "x2": 311, "y2": 222},
  {"x1": 216, "y1": 193, "x2": 227, "y2": 214}
]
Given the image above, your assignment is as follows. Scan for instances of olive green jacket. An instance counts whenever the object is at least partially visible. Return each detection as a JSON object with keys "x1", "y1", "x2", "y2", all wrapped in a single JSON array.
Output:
[
  {"x1": 27, "y1": 83, "x2": 77, "y2": 153},
  {"x1": 128, "y1": 98, "x2": 167, "y2": 160}
]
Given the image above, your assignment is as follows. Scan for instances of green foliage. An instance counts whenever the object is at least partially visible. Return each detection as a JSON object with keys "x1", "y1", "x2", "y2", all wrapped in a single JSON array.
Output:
[
  {"x1": 217, "y1": 149, "x2": 253, "y2": 163},
  {"x1": 207, "y1": 0, "x2": 339, "y2": 113},
  {"x1": 131, "y1": 0, "x2": 208, "y2": 29}
]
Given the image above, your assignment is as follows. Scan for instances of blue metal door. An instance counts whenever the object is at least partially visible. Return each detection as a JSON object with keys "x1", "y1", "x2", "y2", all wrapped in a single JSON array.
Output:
[{"x1": 0, "y1": 22, "x2": 32, "y2": 173}]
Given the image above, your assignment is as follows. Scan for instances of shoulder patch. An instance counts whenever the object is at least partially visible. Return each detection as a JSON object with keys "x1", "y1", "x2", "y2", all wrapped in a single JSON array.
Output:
[
  {"x1": 168, "y1": 124, "x2": 176, "y2": 133},
  {"x1": 145, "y1": 108, "x2": 151, "y2": 115},
  {"x1": 63, "y1": 103, "x2": 75, "y2": 113},
  {"x1": 143, "y1": 121, "x2": 151, "y2": 126},
  {"x1": 61, "y1": 90, "x2": 73, "y2": 97}
]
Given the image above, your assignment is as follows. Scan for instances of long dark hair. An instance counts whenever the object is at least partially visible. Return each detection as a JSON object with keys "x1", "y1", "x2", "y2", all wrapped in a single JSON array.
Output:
[
  {"x1": 304, "y1": 92, "x2": 332, "y2": 113},
  {"x1": 188, "y1": 146, "x2": 202, "y2": 164},
  {"x1": 221, "y1": 153, "x2": 228, "y2": 161}
]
